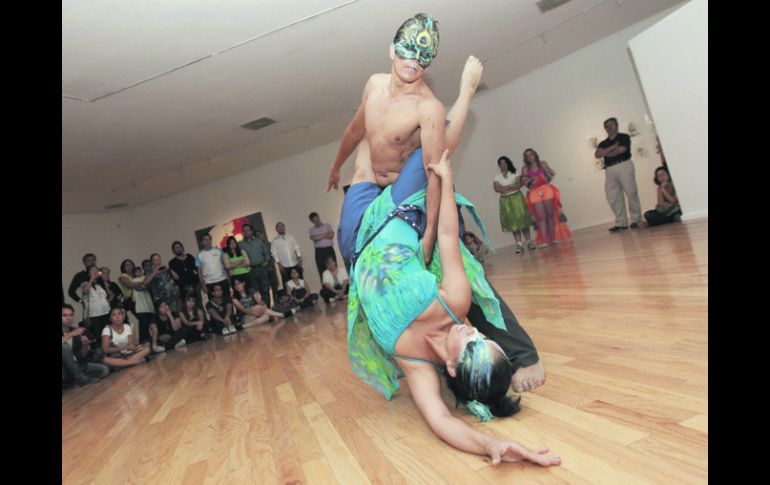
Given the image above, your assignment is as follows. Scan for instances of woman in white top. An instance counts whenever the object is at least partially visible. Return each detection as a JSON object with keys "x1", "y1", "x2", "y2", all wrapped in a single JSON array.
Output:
[
  {"x1": 80, "y1": 265, "x2": 113, "y2": 336},
  {"x1": 285, "y1": 268, "x2": 320, "y2": 309},
  {"x1": 320, "y1": 258, "x2": 349, "y2": 303},
  {"x1": 101, "y1": 307, "x2": 151, "y2": 367},
  {"x1": 493, "y1": 156, "x2": 535, "y2": 253}
]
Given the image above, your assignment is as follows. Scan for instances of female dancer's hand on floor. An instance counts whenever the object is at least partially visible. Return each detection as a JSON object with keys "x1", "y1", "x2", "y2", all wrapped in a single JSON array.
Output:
[{"x1": 486, "y1": 439, "x2": 561, "y2": 466}]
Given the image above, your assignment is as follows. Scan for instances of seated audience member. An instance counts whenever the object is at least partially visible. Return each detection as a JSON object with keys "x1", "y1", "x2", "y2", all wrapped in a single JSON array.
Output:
[
  {"x1": 149, "y1": 301, "x2": 189, "y2": 353},
  {"x1": 231, "y1": 278, "x2": 292, "y2": 329},
  {"x1": 62, "y1": 304, "x2": 109, "y2": 388},
  {"x1": 179, "y1": 294, "x2": 211, "y2": 341},
  {"x1": 285, "y1": 268, "x2": 319, "y2": 310},
  {"x1": 320, "y1": 258, "x2": 349, "y2": 303},
  {"x1": 643, "y1": 166, "x2": 682, "y2": 227},
  {"x1": 101, "y1": 307, "x2": 151, "y2": 368},
  {"x1": 205, "y1": 283, "x2": 237, "y2": 335},
  {"x1": 462, "y1": 231, "x2": 491, "y2": 264}
]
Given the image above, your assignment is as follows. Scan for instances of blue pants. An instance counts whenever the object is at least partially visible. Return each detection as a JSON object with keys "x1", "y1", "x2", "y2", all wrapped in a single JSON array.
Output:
[{"x1": 338, "y1": 148, "x2": 427, "y2": 269}]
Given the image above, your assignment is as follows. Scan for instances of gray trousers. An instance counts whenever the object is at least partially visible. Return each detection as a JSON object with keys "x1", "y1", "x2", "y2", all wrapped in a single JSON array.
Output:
[
  {"x1": 62, "y1": 344, "x2": 109, "y2": 382},
  {"x1": 605, "y1": 160, "x2": 642, "y2": 226}
]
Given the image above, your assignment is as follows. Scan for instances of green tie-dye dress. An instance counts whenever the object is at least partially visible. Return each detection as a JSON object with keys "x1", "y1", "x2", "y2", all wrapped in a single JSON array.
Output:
[{"x1": 347, "y1": 185, "x2": 506, "y2": 399}]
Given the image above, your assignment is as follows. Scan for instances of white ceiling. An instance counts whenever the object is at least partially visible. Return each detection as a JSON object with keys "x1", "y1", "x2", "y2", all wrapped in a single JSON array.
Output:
[{"x1": 62, "y1": 0, "x2": 684, "y2": 214}]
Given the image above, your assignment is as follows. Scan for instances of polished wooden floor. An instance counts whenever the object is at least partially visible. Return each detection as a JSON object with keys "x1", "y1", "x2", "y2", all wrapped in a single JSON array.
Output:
[{"x1": 62, "y1": 220, "x2": 708, "y2": 484}]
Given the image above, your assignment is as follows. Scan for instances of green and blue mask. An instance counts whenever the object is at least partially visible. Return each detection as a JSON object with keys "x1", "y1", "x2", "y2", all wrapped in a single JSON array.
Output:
[{"x1": 392, "y1": 13, "x2": 439, "y2": 68}]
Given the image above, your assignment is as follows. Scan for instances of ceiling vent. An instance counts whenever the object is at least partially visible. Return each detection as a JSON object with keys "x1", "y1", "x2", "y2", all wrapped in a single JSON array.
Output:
[
  {"x1": 104, "y1": 202, "x2": 128, "y2": 211},
  {"x1": 537, "y1": 0, "x2": 574, "y2": 14},
  {"x1": 241, "y1": 117, "x2": 276, "y2": 131}
]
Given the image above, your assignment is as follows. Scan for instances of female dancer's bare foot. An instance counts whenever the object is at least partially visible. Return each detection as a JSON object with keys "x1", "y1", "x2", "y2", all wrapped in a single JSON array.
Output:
[
  {"x1": 460, "y1": 55, "x2": 483, "y2": 95},
  {"x1": 512, "y1": 361, "x2": 545, "y2": 392}
]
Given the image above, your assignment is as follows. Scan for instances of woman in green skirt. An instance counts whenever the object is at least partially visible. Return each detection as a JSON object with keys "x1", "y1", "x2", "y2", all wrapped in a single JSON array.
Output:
[{"x1": 493, "y1": 156, "x2": 535, "y2": 253}]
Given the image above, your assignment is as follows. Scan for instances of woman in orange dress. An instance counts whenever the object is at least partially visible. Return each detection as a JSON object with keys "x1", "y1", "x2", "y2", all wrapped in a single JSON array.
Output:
[{"x1": 521, "y1": 148, "x2": 572, "y2": 247}]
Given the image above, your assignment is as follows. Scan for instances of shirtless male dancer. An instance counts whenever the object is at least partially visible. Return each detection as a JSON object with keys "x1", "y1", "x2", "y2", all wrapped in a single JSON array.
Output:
[{"x1": 327, "y1": 13, "x2": 544, "y2": 393}]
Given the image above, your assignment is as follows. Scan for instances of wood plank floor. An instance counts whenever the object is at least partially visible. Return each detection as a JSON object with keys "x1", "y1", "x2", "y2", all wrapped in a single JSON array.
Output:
[{"x1": 62, "y1": 220, "x2": 708, "y2": 484}]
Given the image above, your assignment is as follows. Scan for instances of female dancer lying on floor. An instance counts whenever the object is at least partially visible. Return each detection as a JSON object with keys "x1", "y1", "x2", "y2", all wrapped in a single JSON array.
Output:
[{"x1": 348, "y1": 149, "x2": 560, "y2": 466}]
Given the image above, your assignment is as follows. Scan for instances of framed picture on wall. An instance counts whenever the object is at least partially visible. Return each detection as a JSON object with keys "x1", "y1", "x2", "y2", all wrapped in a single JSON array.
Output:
[{"x1": 194, "y1": 212, "x2": 266, "y2": 250}]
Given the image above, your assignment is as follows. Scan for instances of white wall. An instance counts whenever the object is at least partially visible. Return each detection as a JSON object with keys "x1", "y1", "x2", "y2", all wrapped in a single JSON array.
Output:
[
  {"x1": 628, "y1": 0, "x2": 707, "y2": 220},
  {"x1": 63, "y1": 6, "x2": 701, "y2": 313}
]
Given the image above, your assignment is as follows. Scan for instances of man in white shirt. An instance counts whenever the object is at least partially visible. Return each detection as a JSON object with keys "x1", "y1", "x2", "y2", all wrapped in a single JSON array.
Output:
[
  {"x1": 271, "y1": 222, "x2": 303, "y2": 284},
  {"x1": 195, "y1": 233, "x2": 230, "y2": 300}
]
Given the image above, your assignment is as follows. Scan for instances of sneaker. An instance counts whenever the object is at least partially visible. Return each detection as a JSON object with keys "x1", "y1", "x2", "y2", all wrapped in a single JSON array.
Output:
[
  {"x1": 550, "y1": 239, "x2": 559, "y2": 245},
  {"x1": 608, "y1": 226, "x2": 628, "y2": 233},
  {"x1": 200, "y1": 332, "x2": 211, "y2": 340},
  {"x1": 174, "y1": 339, "x2": 187, "y2": 349},
  {"x1": 228, "y1": 324, "x2": 238, "y2": 334},
  {"x1": 153, "y1": 345, "x2": 166, "y2": 353},
  {"x1": 515, "y1": 242, "x2": 523, "y2": 254},
  {"x1": 629, "y1": 222, "x2": 640, "y2": 229},
  {"x1": 527, "y1": 240, "x2": 536, "y2": 250},
  {"x1": 538, "y1": 243, "x2": 549, "y2": 249},
  {"x1": 291, "y1": 307, "x2": 298, "y2": 315}
]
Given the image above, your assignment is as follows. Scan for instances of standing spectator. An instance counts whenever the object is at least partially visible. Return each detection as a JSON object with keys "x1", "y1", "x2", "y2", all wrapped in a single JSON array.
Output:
[
  {"x1": 493, "y1": 156, "x2": 535, "y2": 253},
  {"x1": 67, "y1": 253, "x2": 97, "y2": 304},
  {"x1": 101, "y1": 307, "x2": 151, "y2": 367},
  {"x1": 643, "y1": 166, "x2": 682, "y2": 227},
  {"x1": 308, "y1": 212, "x2": 337, "y2": 284},
  {"x1": 239, "y1": 224, "x2": 272, "y2": 306},
  {"x1": 223, "y1": 235, "x2": 251, "y2": 288},
  {"x1": 80, "y1": 265, "x2": 113, "y2": 336},
  {"x1": 117, "y1": 259, "x2": 140, "y2": 321},
  {"x1": 144, "y1": 253, "x2": 181, "y2": 312},
  {"x1": 196, "y1": 233, "x2": 230, "y2": 300},
  {"x1": 205, "y1": 283, "x2": 237, "y2": 335},
  {"x1": 595, "y1": 117, "x2": 642, "y2": 232},
  {"x1": 521, "y1": 148, "x2": 572, "y2": 248},
  {"x1": 255, "y1": 227, "x2": 280, "y2": 301},
  {"x1": 169, "y1": 241, "x2": 200, "y2": 299},
  {"x1": 129, "y1": 261, "x2": 155, "y2": 345},
  {"x1": 271, "y1": 221, "x2": 303, "y2": 283},
  {"x1": 62, "y1": 304, "x2": 109, "y2": 387},
  {"x1": 320, "y1": 258, "x2": 349, "y2": 303},
  {"x1": 285, "y1": 268, "x2": 319, "y2": 310},
  {"x1": 99, "y1": 267, "x2": 123, "y2": 310}
]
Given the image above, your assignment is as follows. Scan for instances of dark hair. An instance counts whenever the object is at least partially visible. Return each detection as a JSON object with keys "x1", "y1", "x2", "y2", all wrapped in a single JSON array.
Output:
[
  {"x1": 522, "y1": 148, "x2": 541, "y2": 169},
  {"x1": 462, "y1": 231, "x2": 482, "y2": 247},
  {"x1": 308, "y1": 212, "x2": 319, "y2": 221},
  {"x1": 171, "y1": 240, "x2": 184, "y2": 252},
  {"x1": 199, "y1": 233, "x2": 211, "y2": 242},
  {"x1": 444, "y1": 340, "x2": 520, "y2": 420},
  {"x1": 325, "y1": 257, "x2": 337, "y2": 268},
  {"x1": 62, "y1": 304, "x2": 75, "y2": 312},
  {"x1": 110, "y1": 306, "x2": 125, "y2": 317},
  {"x1": 497, "y1": 156, "x2": 516, "y2": 174},
  {"x1": 653, "y1": 166, "x2": 671, "y2": 186},
  {"x1": 223, "y1": 236, "x2": 242, "y2": 258},
  {"x1": 141, "y1": 259, "x2": 152, "y2": 270},
  {"x1": 242, "y1": 224, "x2": 254, "y2": 233},
  {"x1": 82, "y1": 253, "x2": 96, "y2": 264},
  {"x1": 120, "y1": 259, "x2": 135, "y2": 274},
  {"x1": 603, "y1": 117, "x2": 618, "y2": 127}
]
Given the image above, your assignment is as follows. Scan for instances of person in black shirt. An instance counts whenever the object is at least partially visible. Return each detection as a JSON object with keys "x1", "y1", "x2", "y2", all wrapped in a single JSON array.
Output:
[
  {"x1": 67, "y1": 253, "x2": 97, "y2": 303},
  {"x1": 169, "y1": 241, "x2": 200, "y2": 298},
  {"x1": 594, "y1": 117, "x2": 642, "y2": 232}
]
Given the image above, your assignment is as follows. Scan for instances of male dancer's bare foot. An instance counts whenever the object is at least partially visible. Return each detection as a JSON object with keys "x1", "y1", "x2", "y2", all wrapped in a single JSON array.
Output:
[
  {"x1": 460, "y1": 55, "x2": 483, "y2": 95},
  {"x1": 512, "y1": 360, "x2": 545, "y2": 392}
]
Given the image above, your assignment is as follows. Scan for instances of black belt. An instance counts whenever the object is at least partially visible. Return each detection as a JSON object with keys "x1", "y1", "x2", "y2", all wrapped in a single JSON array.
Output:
[{"x1": 604, "y1": 158, "x2": 631, "y2": 168}]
